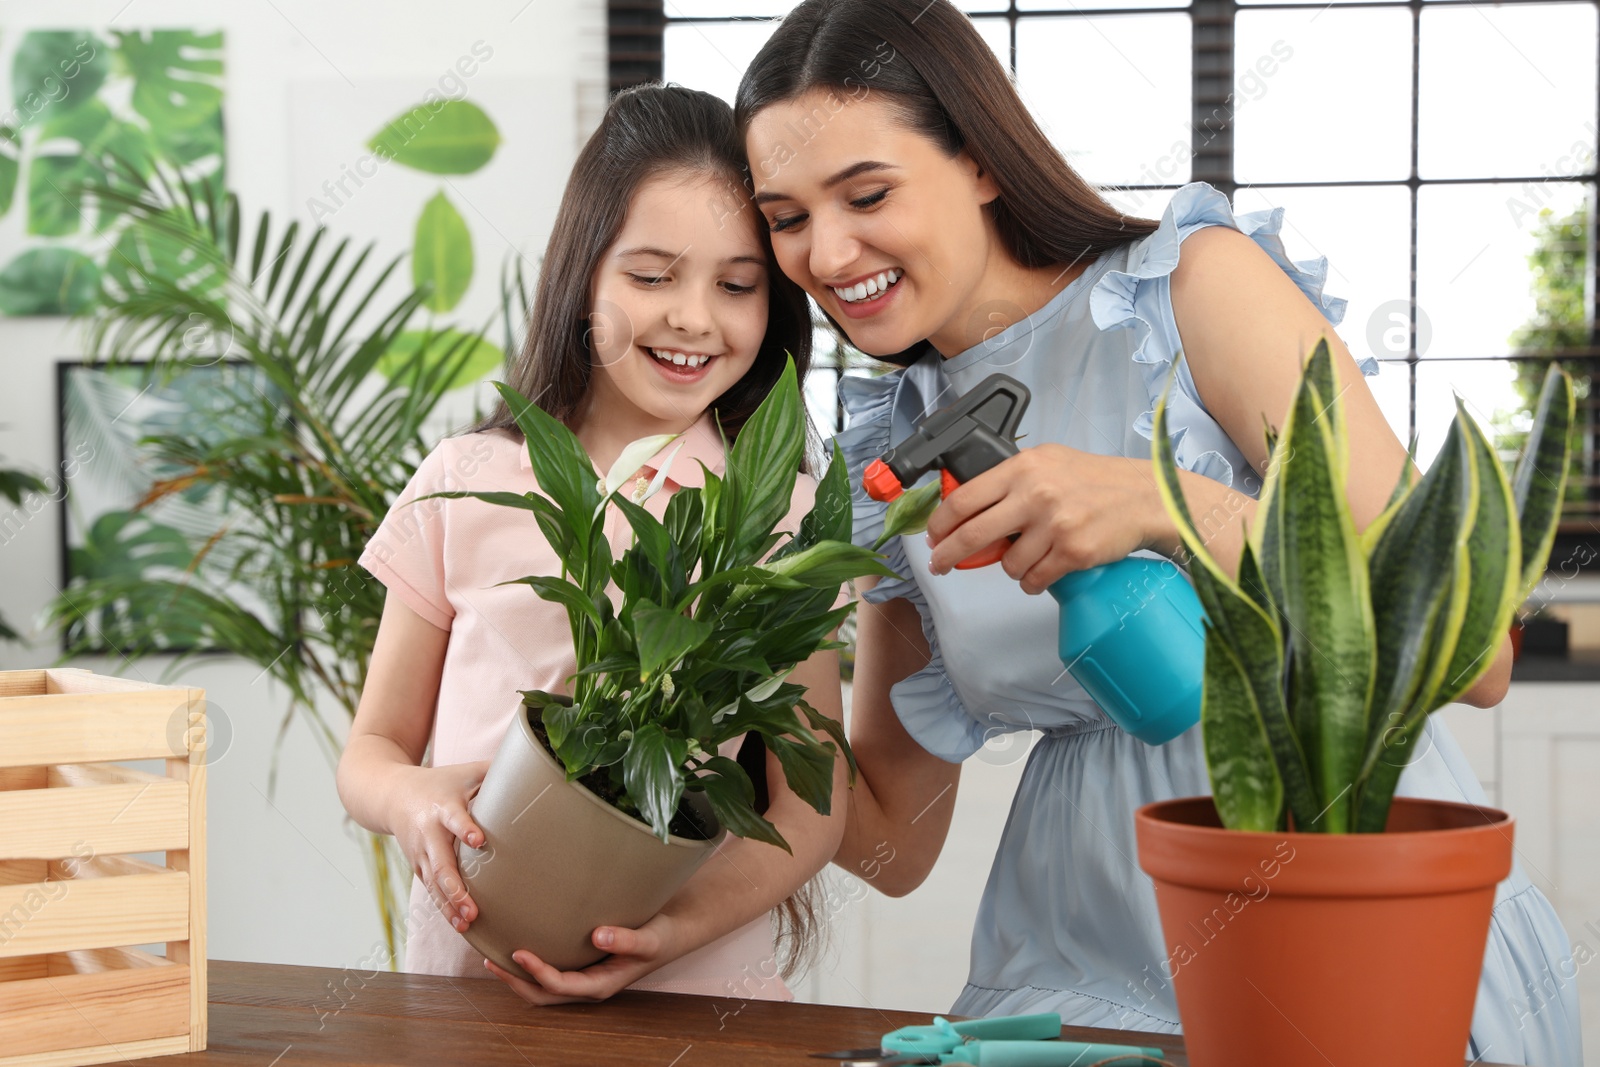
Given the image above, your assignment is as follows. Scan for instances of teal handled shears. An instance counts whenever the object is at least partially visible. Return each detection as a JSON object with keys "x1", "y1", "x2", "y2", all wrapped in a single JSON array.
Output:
[{"x1": 811, "y1": 1013, "x2": 1168, "y2": 1066}]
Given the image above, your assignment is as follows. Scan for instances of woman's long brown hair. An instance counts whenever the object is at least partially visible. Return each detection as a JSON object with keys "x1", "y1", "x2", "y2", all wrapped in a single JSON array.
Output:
[{"x1": 735, "y1": 0, "x2": 1160, "y2": 366}]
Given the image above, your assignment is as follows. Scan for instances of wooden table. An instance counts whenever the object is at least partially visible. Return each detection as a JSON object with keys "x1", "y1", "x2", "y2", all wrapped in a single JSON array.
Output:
[{"x1": 140, "y1": 960, "x2": 1518, "y2": 1066}]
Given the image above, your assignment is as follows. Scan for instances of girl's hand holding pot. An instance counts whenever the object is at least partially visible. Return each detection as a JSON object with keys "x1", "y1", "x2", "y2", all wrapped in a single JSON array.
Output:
[
  {"x1": 924, "y1": 444, "x2": 1168, "y2": 594},
  {"x1": 389, "y1": 760, "x2": 490, "y2": 935},
  {"x1": 484, "y1": 917, "x2": 679, "y2": 1005}
]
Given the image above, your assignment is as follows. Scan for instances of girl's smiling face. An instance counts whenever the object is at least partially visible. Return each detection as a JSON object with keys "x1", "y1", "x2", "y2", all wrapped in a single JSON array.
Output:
[
  {"x1": 745, "y1": 90, "x2": 1001, "y2": 358},
  {"x1": 582, "y1": 168, "x2": 769, "y2": 441}
]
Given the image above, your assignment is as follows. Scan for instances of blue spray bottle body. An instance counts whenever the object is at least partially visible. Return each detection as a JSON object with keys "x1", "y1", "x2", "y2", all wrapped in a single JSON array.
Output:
[{"x1": 862, "y1": 374, "x2": 1205, "y2": 745}]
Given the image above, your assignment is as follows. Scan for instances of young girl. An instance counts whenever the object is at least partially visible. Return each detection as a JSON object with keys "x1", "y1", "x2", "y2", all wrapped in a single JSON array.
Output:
[
  {"x1": 336, "y1": 83, "x2": 843, "y2": 1006},
  {"x1": 737, "y1": 1, "x2": 1582, "y2": 1063}
]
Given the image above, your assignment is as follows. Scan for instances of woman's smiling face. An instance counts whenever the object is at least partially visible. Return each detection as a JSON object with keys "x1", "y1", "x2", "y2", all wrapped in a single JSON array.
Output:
[{"x1": 745, "y1": 89, "x2": 1000, "y2": 358}]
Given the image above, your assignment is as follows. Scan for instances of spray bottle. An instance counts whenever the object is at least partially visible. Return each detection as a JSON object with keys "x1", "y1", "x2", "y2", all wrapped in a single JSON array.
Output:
[{"x1": 861, "y1": 373, "x2": 1206, "y2": 745}]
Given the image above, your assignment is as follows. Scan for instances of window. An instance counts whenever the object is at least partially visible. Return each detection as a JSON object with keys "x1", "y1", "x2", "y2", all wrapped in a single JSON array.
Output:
[{"x1": 619, "y1": 0, "x2": 1599, "y2": 549}]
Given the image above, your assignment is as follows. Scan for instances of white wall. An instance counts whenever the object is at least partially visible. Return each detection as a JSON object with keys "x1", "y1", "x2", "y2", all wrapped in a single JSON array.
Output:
[{"x1": 0, "y1": 0, "x2": 608, "y2": 971}]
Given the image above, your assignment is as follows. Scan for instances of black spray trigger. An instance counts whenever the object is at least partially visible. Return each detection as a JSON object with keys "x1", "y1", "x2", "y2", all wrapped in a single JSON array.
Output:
[{"x1": 881, "y1": 374, "x2": 1031, "y2": 487}]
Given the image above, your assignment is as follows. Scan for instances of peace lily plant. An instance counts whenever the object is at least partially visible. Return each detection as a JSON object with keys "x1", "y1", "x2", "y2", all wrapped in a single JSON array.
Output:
[
  {"x1": 1151, "y1": 338, "x2": 1573, "y2": 834},
  {"x1": 429, "y1": 358, "x2": 892, "y2": 850}
]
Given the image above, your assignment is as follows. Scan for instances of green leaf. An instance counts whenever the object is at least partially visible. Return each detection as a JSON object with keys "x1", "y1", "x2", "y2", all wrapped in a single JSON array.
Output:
[
  {"x1": 756, "y1": 540, "x2": 896, "y2": 588},
  {"x1": 412, "y1": 192, "x2": 473, "y2": 313},
  {"x1": 1273, "y1": 365, "x2": 1375, "y2": 832},
  {"x1": 691, "y1": 757, "x2": 788, "y2": 851},
  {"x1": 114, "y1": 30, "x2": 224, "y2": 130},
  {"x1": 622, "y1": 723, "x2": 688, "y2": 842},
  {"x1": 1303, "y1": 337, "x2": 1339, "y2": 440},
  {"x1": 1150, "y1": 360, "x2": 1320, "y2": 830},
  {"x1": 27, "y1": 153, "x2": 90, "y2": 235},
  {"x1": 795, "y1": 441, "x2": 853, "y2": 549},
  {"x1": 1512, "y1": 363, "x2": 1575, "y2": 604},
  {"x1": 1435, "y1": 402, "x2": 1520, "y2": 706},
  {"x1": 796, "y1": 697, "x2": 856, "y2": 786},
  {"x1": 0, "y1": 248, "x2": 100, "y2": 315},
  {"x1": 522, "y1": 689, "x2": 576, "y2": 749},
  {"x1": 524, "y1": 493, "x2": 579, "y2": 571},
  {"x1": 613, "y1": 494, "x2": 678, "y2": 601},
  {"x1": 664, "y1": 486, "x2": 704, "y2": 566},
  {"x1": 150, "y1": 111, "x2": 223, "y2": 167},
  {"x1": 632, "y1": 599, "x2": 712, "y2": 679},
  {"x1": 12, "y1": 32, "x2": 109, "y2": 122},
  {"x1": 1356, "y1": 415, "x2": 1477, "y2": 831},
  {"x1": 376, "y1": 329, "x2": 504, "y2": 391},
  {"x1": 1200, "y1": 627, "x2": 1283, "y2": 832},
  {"x1": 721, "y1": 357, "x2": 804, "y2": 564},
  {"x1": 765, "y1": 731, "x2": 836, "y2": 817},
  {"x1": 874, "y1": 480, "x2": 942, "y2": 549},
  {"x1": 1355, "y1": 546, "x2": 1472, "y2": 832},
  {"x1": 748, "y1": 602, "x2": 855, "y2": 668},
  {"x1": 0, "y1": 468, "x2": 46, "y2": 505},
  {"x1": 499, "y1": 574, "x2": 603, "y2": 629},
  {"x1": 368, "y1": 99, "x2": 501, "y2": 175},
  {"x1": 490, "y1": 380, "x2": 600, "y2": 545},
  {"x1": 34, "y1": 100, "x2": 161, "y2": 231}
]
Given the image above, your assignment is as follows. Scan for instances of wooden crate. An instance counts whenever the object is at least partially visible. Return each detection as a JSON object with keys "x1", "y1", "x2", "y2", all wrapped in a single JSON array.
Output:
[{"x1": 0, "y1": 669, "x2": 206, "y2": 1066}]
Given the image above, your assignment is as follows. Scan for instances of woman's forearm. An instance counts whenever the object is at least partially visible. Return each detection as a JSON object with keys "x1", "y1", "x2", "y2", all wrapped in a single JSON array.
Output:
[
  {"x1": 834, "y1": 593, "x2": 960, "y2": 897},
  {"x1": 1143, "y1": 465, "x2": 1258, "y2": 581}
]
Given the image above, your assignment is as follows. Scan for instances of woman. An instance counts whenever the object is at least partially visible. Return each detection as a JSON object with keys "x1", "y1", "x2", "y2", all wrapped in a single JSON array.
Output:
[{"x1": 734, "y1": 1, "x2": 1582, "y2": 1063}]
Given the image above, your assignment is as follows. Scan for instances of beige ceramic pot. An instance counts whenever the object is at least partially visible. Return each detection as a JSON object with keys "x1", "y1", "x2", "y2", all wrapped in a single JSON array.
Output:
[{"x1": 456, "y1": 704, "x2": 726, "y2": 980}]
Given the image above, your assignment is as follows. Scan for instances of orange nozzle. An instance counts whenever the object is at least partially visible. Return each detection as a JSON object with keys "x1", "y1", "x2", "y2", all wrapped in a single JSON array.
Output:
[
  {"x1": 937, "y1": 470, "x2": 1010, "y2": 569},
  {"x1": 956, "y1": 540, "x2": 1011, "y2": 570},
  {"x1": 863, "y1": 459, "x2": 904, "y2": 503}
]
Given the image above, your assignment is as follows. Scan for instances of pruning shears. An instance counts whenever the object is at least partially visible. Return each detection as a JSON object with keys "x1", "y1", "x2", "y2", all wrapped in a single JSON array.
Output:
[{"x1": 810, "y1": 1013, "x2": 1168, "y2": 1066}]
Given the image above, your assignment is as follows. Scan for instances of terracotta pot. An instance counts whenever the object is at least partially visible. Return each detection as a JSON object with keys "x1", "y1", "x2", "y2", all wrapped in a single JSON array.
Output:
[
  {"x1": 456, "y1": 705, "x2": 726, "y2": 979},
  {"x1": 1135, "y1": 796, "x2": 1512, "y2": 1067}
]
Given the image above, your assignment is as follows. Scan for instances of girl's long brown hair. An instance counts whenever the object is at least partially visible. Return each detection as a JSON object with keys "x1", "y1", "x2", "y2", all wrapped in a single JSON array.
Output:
[
  {"x1": 475, "y1": 83, "x2": 812, "y2": 442},
  {"x1": 735, "y1": 0, "x2": 1160, "y2": 366}
]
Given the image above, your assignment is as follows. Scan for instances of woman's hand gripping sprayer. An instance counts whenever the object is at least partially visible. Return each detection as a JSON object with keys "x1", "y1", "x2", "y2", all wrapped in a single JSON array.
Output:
[{"x1": 862, "y1": 374, "x2": 1207, "y2": 745}]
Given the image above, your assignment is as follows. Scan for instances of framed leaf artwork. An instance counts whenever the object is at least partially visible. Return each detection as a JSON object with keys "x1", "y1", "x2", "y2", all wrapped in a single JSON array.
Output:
[
  {"x1": 56, "y1": 359, "x2": 278, "y2": 653},
  {"x1": 0, "y1": 30, "x2": 225, "y2": 316}
]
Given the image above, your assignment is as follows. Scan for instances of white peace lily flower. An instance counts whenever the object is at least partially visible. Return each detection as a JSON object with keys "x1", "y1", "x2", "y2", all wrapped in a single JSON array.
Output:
[
  {"x1": 637, "y1": 439, "x2": 685, "y2": 504},
  {"x1": 602, "y1": 433, "x2": 681, "y2": 498},
  {"x1": 661, "y1": 673, "x2": 675, "y2": 699}
]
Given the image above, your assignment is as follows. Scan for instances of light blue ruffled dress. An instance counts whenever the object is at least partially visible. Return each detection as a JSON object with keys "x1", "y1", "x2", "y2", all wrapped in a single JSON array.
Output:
[{"x1": 835, "y1": 182, "x2": 1583, "y2": 1067}]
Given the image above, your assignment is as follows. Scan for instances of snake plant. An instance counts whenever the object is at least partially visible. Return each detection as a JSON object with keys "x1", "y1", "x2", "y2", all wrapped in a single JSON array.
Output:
[
  {"x1": 1152, "y1": 339, "x2": 1574, "y2": 833},
  {"x1": 424, "y1": 358, "x2": 894, "y2": 849}
]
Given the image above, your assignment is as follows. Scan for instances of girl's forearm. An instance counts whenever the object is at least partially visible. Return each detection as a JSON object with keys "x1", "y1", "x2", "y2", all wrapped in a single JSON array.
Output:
[
  {"x1": 655, "y1": 793, "x2": 842, "y2": 973},
  {"x1": 336, "y1": 734, "x2": 418, "y2": 838}
]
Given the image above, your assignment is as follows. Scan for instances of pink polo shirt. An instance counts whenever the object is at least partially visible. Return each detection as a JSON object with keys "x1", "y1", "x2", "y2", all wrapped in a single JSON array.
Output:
[{"x1": 358, "y1": 416, "x2": 818, "y2": 1001}]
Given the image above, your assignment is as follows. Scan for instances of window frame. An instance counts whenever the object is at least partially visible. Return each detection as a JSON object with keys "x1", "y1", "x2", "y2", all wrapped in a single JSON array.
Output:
[{"x1": 617, "y1": 0, "x2": 1600, "y2": 549}]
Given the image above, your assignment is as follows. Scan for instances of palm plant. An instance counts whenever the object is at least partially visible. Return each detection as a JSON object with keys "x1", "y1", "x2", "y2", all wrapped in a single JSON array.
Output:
[
  {"x1": 1151, "y1": 338, "x2": 1573, "y2": 834},
  {"x1": 48, "y1": 167, "x2": 501, "y2": 960}
]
